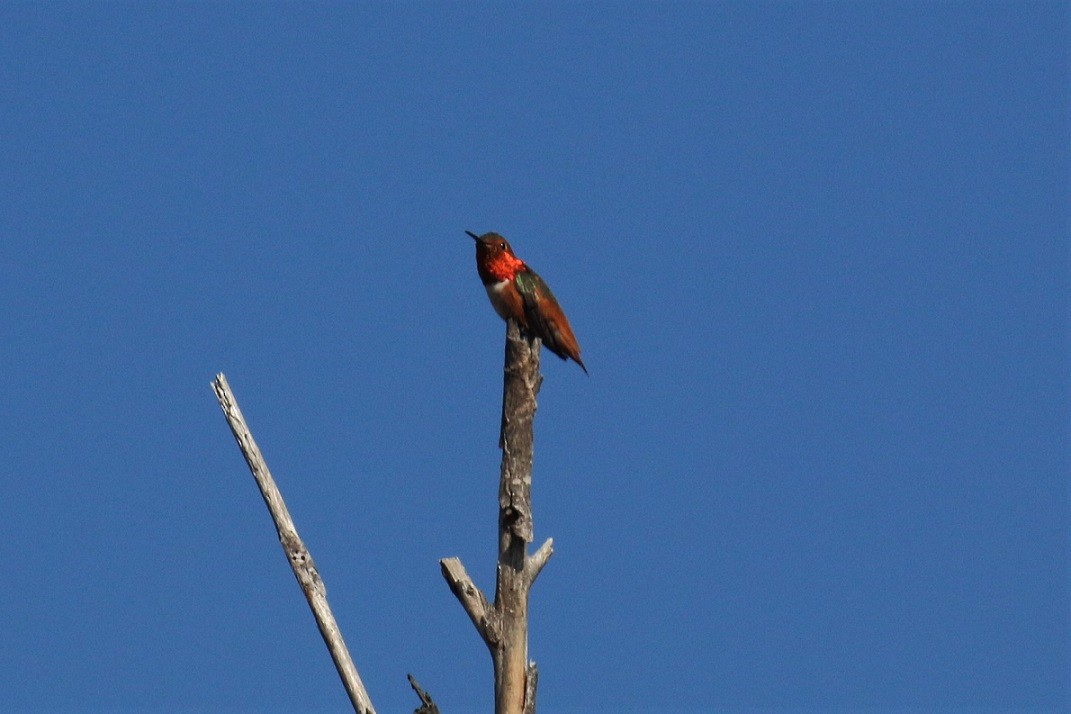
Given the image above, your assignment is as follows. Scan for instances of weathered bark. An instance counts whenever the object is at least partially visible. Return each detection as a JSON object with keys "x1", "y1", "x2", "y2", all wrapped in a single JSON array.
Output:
[
  {"x1": 441, "y1": 321, "x2": 554, "y2": 714},
  {"x1": 212, "y1": 373, "x2": 376, "y2": 714}
]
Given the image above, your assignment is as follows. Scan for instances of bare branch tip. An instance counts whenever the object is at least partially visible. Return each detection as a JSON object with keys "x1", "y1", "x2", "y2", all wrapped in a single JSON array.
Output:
[{"x1": 407, "y1": 673, "x2": 440, "y2": 713}]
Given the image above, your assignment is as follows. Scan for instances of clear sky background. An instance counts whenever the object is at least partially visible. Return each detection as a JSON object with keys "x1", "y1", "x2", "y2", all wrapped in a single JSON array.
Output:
[{"x1": 1, "y1": 3, "x2": 1067, "y2": 713}]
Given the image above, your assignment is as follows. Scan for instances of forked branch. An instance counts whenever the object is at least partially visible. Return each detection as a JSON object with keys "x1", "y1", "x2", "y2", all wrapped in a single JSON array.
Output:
[{"x1": 440, "y1": 321, "x2": 555, "y2": 714}]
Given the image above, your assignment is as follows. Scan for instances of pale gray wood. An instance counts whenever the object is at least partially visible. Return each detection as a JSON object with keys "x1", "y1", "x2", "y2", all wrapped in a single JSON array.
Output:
[
  {"x1": 526, "y1": 538, "x2": 554, "y2": 586},
  {"x1": 212, "y1": 373, "x2": 376, "y2": 714},
  {"x1": 440, "y1": 557, "x2": 497, "y2": 645},
  {"x1": 523, "y1": 663, "x2": 538, "y2": 714},
  {"x1": 440, "y1": 321, "x2": 555, "y2": 714}
]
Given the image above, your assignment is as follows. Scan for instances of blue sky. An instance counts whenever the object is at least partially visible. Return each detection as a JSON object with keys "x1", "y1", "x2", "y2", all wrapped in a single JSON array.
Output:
[{"x1": 1, "y1": 2, "x2": 1067, "y2": 712}]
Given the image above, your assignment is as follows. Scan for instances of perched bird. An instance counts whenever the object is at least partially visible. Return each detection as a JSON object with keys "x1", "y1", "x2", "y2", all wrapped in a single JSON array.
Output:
[{"x1": 468, "y1": 230, "x2": 587, "y2": 374}]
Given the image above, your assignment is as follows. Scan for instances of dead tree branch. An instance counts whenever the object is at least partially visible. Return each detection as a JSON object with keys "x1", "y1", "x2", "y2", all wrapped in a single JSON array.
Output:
[
  {"x1": 212, "y1": 373, "x2": 376, "y2": 714},
  {"x1": 407, "y1": 673, "x2": 441, "y2": 714},
  {"x1": 440, "y1": 321, "x2": 554, "y2": 714}
]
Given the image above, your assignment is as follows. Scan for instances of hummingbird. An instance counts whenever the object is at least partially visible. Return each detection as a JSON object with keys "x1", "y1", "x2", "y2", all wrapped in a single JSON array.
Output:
[{"x1": 468, "y1": 230, "x2": 588, "y2": 374}]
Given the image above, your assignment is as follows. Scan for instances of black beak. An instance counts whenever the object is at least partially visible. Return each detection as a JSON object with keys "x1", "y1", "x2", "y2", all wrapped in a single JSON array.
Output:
[{"x1": 465, "y1": 230, "x2": 480, "y2": 241}]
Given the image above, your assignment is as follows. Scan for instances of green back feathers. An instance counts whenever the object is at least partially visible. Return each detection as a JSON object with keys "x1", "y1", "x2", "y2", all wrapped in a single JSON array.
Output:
[{"x1": 514, "y1": 270, "x2": 554, "y2": 303}]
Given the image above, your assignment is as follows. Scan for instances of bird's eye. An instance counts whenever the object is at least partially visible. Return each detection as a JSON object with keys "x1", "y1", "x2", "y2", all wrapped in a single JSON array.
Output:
[{"x1": 499, "y1": 242, "x2": 507, "y2": 250}]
